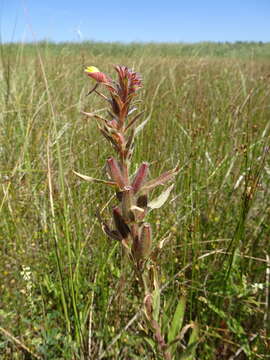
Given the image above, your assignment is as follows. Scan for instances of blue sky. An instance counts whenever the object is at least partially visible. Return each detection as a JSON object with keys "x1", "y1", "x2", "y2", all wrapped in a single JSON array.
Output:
[{"x1": 1, "y1": 0, "x2": 269, "y2": 43}]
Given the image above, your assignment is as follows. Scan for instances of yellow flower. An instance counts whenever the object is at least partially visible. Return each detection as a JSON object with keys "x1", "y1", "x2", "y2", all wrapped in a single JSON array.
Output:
[
  {"x1": 85, "y1": 66, "x2": 100, "y2": 74},
  {"x1": 85, "y1": 65, "x2": 110, "y2": 83}
]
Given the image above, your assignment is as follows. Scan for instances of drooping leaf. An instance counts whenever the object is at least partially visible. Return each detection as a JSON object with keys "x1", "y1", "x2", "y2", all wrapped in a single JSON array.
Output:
[
  {"x1": 102, "y1": 224, "x2": 122, "y2": 241},
  {"x1": 168, "y1": 296, "x2": 186, "y2": 344},
  {"x1": 73, "y1": 171, "x2": 116, "y2": 186},
  {"x1": 148, "y1": 184, "x2": 174, "y2": 209}
]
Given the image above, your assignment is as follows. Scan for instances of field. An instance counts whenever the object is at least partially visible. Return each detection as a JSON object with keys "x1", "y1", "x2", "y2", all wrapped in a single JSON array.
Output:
[{"x1": 0, "y1": 41, "x2": 270, "y2": 359}]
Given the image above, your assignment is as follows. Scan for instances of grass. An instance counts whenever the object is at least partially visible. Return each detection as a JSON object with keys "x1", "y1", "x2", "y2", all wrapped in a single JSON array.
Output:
[{"x1": 0, "y1": 41, "x2": 269, "y2": 359}]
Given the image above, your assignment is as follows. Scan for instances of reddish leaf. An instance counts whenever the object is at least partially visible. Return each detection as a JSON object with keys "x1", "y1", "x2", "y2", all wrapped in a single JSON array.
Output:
[
  {"x1": 140, "y1": 165, "x2": 179, "y2": 193},
  {"x1": 125, "y1": 111, "x2": 145, "y2": 131}
]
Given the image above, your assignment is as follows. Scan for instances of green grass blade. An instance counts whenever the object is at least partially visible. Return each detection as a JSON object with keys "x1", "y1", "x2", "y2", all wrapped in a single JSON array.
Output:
[{"x1": 168, "y1": 296, "x2": 186, "y2": 344}]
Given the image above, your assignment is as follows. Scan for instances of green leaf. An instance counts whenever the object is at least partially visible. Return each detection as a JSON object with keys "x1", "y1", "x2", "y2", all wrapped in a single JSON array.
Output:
[
  {"x1": 198, "y1": 296, "x2": 251, "y2": 356},
  {"x1": 185, "y1": 322, "x2": 199, "y2": 360},
  {"x1": 144, "y1": 336, "x2": 156, "y2": 352},
  {"x1": 148, "y1": 184, "x2": 174, "y2": 209},
  {"x1": 168, "y1": 296, "x2": 186, "y2": 344},
  {"x1": 179, "y1": 341, "x2": 199, "y2": 360}
]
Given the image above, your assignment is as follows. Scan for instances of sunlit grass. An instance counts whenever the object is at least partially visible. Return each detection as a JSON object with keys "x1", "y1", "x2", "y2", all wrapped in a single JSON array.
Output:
[{"x1": 0, "y1": 42, "x2": 269, "y2": 359}]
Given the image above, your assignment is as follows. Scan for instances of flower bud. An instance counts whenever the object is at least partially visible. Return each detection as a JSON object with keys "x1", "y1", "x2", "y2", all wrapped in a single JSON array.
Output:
[
  {"x1": 107, "y1": 157, "x2": 125, "y2": 189},
  {"x1": 132, "y1": 162, "x2": 149, "y2": 194}
]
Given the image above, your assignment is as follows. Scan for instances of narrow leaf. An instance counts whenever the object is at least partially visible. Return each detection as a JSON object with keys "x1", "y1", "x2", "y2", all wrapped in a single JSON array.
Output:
[
  {"x1": 73, "y1": 171, "x2": 116, "y2": 186},
  {"x1": 126, "y1": 128, "x2": 135, "y2": 151},
  {"x1": 127, "y1": 107, "x2": 137, "y2": 116},
  {"x1": 103, "y1": 224, "x2": 122, "y2": 241},
  {"x1": 81, "y1": 111, "x2": 108, "y2": 124},
  {"x1": 152, "y1": 267, "x2": 160, "y2": 322},
  {"x1": 168, "y1": 296, "x2": 186, "y2": 344},
  {"x1": 179, "y1": 341, "x2": 199, "y2": 360},
  {"x1": 143, "y1": 337, "x2": 156, "y2": 352},
  {"x1": 96, "y1": 210, "x2": 122, "y2": 241},
  {"x1": 126, "y1": 110, "x2": 145, "y2": 131},
  {"x1": 148, "y1": 184, "x2": 174, "y2": 209},
  {"x1": 184, "y1": 322, "x2": 199, "y2": 360},
  {"x1": 86, "y1": 83, "x2": 99, "y2": 96},
  {"x1": 134, "y1": 115, "x2": 150, "y2": 136},
  {"x1": 141, "y1": 165, "x2": 179, "y2": 192}
]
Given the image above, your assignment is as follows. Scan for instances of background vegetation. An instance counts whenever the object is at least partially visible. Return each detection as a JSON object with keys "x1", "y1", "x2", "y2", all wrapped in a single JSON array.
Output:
[{"x1": 0, "y1": 41, "x2": 270, "y2": 359}]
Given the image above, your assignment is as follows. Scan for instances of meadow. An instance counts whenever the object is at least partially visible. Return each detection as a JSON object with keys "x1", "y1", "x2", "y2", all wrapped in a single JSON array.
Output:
[{"x1": 0, "y1": 41, "x2": 270, "y2": 359}]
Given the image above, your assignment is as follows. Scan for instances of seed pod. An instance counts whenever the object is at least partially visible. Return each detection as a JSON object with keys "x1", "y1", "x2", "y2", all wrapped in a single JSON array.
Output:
[
  {"x1": 121, "y1": 186, "x2": 134, "y2": 220},
  {"x1": 112, "y1": 207, "x2": 130, "y2": 239},
  {"x1": 132, "y1": 223, "x2": 152, "y2": 260}
]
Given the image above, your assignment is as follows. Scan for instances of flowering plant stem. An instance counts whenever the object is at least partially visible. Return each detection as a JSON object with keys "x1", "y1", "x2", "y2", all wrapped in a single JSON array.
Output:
[{"x1": 75, "y1": 65, "x2": 181, "y2": 359}]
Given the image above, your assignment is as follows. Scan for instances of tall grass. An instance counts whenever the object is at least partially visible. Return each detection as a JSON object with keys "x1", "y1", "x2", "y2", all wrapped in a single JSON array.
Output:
[{"x1": 0, "y1": 42, "x2": 269, "y2": 359}]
